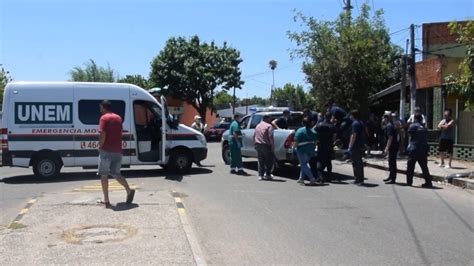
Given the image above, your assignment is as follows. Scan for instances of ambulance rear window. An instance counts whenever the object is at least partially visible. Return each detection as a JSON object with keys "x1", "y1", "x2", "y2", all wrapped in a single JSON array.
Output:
[{"x1": 79, "y1": 100, "x2": 126, "y2": 125}]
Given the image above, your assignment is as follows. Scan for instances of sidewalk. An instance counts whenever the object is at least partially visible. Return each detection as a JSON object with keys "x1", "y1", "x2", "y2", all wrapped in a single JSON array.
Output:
[
  {"x1": 0, "y1": 184, "x2": 199, "y2": 265},
  {"x1": 364, "y1": 154, "x2": 474, "y2": 189}
]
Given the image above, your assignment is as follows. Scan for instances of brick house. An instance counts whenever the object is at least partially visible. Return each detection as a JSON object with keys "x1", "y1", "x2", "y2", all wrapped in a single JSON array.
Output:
[{"x1": 371, "y1": 21, "x2": 473, "y2": 161}]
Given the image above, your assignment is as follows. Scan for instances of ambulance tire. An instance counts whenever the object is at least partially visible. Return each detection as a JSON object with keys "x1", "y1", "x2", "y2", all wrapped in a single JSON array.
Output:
[
  {"x1": 32, "y1": 153, "x2": 62, "y2": 179},
  {"x1": 169, "y1": 149, "x2": 192, "y2": 173}
]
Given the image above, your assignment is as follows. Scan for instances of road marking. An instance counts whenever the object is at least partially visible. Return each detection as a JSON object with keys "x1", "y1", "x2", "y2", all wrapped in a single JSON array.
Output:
[
  {"x1": 8, "y1": 197, "x2": 38, "y2": 229},
  {"x1": 172, "y1": 190, "x2": 207, "y2": 266},
  {"x1": 73, "y1": 181, "x2": 138, "y2": 192}
]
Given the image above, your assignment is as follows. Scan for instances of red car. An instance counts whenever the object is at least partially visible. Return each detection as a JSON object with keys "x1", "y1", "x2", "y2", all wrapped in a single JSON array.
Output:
[{"x1": 205, "y1": 122, "x2": 230, "y2": 141}]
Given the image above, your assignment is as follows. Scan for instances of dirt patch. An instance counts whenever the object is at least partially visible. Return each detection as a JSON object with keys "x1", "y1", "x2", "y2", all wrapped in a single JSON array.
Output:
[{"x1": 61, "y1": 224, "x2": 137, "y2": 244}]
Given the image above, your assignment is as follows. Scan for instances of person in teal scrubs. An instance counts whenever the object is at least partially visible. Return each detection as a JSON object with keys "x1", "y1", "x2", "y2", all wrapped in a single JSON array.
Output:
[{"x1": 229, "y1": 114, "x2": 247, "y2": 175}]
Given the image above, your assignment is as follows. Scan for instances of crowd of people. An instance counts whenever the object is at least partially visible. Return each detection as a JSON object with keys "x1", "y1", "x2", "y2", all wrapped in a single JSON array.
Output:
[{"x1": 227, "y1": 102, "x2": 457, "y2": 189}]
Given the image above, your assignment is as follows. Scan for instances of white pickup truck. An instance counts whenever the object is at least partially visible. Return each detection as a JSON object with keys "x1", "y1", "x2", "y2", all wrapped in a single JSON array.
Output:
[{"x1": 221, "y1": 111, "x2": 303, "y2": 167}]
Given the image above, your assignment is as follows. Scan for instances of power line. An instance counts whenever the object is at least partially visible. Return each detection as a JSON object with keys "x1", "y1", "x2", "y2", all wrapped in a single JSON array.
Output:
[{"x1": 390, "y1": 27, "x2": 410, "y2": 36}]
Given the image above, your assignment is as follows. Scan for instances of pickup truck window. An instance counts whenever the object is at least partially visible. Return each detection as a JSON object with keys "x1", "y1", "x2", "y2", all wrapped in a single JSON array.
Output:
[
  {"x1": 240, "y1": 116, "x2": 250, "y2": 129},
  {"x1": 250, "y1": 115, "x2": 262, "y2": 129}
]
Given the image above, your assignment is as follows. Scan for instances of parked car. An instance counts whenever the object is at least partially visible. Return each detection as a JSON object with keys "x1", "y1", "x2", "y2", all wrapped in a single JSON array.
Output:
[
  {"x1": 221, "y1": 111, "x2": 303, "y2": 167},
  {"x1": 204, "y1": 122, "x2": 230, "y2": 141}
]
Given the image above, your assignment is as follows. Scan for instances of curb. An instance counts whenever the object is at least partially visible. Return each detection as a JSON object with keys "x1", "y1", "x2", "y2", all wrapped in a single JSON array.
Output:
[
  {"x1": 364, "y1": 162, "x2": 446, "y2": 183},
  {"x1": 451, "y1": 177, "x2": 474, "y2": 190}
]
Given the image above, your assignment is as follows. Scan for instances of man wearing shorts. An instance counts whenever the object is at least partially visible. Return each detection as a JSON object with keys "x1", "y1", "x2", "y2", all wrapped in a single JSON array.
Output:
[
  {"x1": 438, "y1": 109, "x2": 456, "y2": 168},
  {"x1": 98, "y1": 100, "x2": 135, "y2": 208}
]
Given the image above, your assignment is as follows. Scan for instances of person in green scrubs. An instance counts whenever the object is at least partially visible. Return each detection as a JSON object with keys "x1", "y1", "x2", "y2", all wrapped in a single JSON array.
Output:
[{"x1": 229, "y1": 114, "x2": 247, "y2": 175}]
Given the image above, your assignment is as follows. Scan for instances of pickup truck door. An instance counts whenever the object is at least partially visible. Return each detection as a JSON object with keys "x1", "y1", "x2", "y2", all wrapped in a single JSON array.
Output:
[
  {"x1": 237, "y1": 115, "x2": 251, "y2": 156},
  {"x1": 242, "y1": 114, "x2": 261, "y2": 157}
]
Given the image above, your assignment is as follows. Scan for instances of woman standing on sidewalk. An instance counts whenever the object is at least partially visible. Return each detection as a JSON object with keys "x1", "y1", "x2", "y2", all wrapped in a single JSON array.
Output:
[{"x1": 294, "y1": 117, "x2": 318, "y2": 185}]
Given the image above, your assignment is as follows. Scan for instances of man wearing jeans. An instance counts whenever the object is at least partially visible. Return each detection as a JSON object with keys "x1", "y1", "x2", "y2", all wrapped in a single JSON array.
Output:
[
  {"x1": 253, "y1": 115, "x2": 274, "y2": 181},
  {"x1": 294, "y1": 117, "x2": 318, "y2": 185},
  {"x1": 98, "y1": 100, "x2": 135, "y2": 208}
]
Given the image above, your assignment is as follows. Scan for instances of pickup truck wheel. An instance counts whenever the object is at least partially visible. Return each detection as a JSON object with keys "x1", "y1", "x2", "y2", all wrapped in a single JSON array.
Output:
[
  {"x1": 170, "y1": 150, "x2": 192, "y2": 173},
  {"x1": 33, "y1": 155, "x2": 61, "y2": 179},
  {"x1": 222, "y1": 144, "x2": 231, "y2": 165}
]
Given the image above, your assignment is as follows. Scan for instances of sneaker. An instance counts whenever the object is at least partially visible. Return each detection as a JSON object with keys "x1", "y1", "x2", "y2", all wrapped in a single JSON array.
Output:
[
  {"x1": 297, "y1": 179, "x2": 305, "y2": 185},
  {"x1": 265, "y1": 175, "x2": 273, "y2": 180},
  {"x1": 383, "y1": 177, "x2": 391, "y2": 182},
  {"x1": 230, "y1": 169, "x2": 237, "y2": 174},
  {"x1": 258, "y1": 176, "x2": 264, "y2": 181},
  {"x1": 308, "y1": 181, "x2": 317, "y2": 186},
  {"x1": 444, "y1": 165, "x2": 451, "y2": 169}
]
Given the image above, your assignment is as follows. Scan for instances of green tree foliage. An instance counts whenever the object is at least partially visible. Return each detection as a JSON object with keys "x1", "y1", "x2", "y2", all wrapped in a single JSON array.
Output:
[
  {"x1": 0, "y1": 65, "x2": 13, "y2": 105},
  {"x1": 289, "y1": 3, "x2": 402, "y2": 114},
  {"x1": 150, "y1": 36, "x2": 244, "y2": 123},
  {"x1": 445, "y1": 20, "x2": 474, "y2": 110},
  {"x1": 70, "y1": 59, "x2": 116, "y2": 82},
  {"x1": 272, "y1": 83, "x2": 316, "y2": 110},
  {"x1": 118, "y1": 74, "x2": 150, "y2": 89},
  {"x1": 213, "y1": 90, "x2": 234, "y2": 107}
]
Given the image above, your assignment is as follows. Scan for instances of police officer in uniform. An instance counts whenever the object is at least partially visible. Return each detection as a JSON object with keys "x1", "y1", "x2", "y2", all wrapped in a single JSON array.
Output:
[
  {"x1": 382, "y1": 114, "x2": 399, "y2": 184},
  {"x1": 406, "y1": 114, "x2": 432, "y2": 188},
  {"x1": 315, "y1": 113, "x2": 337, "y2": 182}
]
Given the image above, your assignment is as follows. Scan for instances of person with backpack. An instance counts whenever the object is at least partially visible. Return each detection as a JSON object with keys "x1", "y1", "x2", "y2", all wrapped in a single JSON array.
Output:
[{"x1": 346, "y1": 110, "x2": 365, "y2": 185}]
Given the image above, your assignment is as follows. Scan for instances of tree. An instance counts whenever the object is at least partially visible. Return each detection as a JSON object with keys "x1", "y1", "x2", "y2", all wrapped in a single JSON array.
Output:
[
  {"x1": 444, "y1": 20, "x2": 474, "y2": 110},
  {"x1": 0, "y1": 64, "x2": 13, "y2": 105},
  {"x1": 289, "y1": 3, "x2": 402, "y2": 115},
  {"x1": 150, "y1": 36, "x2": 244, "y2": 123},
  {"x1": 213, "y1": 90, "x2": 234, "y2": 107},
  {"x1": 118, "y1": 74, "x2": 151, "y2": 89},
  {"x1": 268, "y1": 59, "x2": 278, "y2": 103},
  {"x1": 272, "y1": 83, "x2": 316, "y2": 110},
  {"x1": 70, "y1": 59, "x2": 116, "y2": 82}
]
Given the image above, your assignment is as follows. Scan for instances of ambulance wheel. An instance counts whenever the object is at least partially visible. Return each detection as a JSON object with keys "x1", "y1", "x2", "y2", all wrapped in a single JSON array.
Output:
[
  {"x1": 32, "y1": 154, "x2": 61, "y2": 179},
  {"x1": 170, "y1": 149, "x2": 192, "y2": 173},
  {"x1": 222, "y1": 144, "x2": 231, "y2": 165}
]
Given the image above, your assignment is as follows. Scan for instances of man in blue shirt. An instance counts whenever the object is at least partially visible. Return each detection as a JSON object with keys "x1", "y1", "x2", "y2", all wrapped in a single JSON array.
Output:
[
  {"x1": 406, "y1": 114, "x2": 432, "y2": 188},
  {"x1": 382, "y1": 114, "x2": 399, "y2": 184},
  {"x1": 347, "y1": 110, "x2": 365, "y2": 185}
]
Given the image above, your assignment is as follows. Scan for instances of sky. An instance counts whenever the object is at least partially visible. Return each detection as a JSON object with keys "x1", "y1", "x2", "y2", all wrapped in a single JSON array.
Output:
[{"x1": 1, "y1": 0, "x2": 473, "y2": 99}]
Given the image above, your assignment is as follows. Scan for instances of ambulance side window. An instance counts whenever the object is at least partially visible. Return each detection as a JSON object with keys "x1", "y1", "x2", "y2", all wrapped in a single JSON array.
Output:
[{"x1": 79, "y1": 100, "x2": 126, "y2": 125}]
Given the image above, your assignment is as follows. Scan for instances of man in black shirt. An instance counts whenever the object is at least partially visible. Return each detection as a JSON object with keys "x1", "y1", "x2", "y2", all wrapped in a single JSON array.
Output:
[
  {"x1": 406, "y1": 114, "x2": 432, "y2": 188},
  {"x1": 315, "y1": 113, "x2": 337, "y2": 182},
  {"x1": 382, "y1": 114, "x2": 399, "y2": 184},
  {"x1": 272, "y1": 110, "x2": 290, "y2": 129}
]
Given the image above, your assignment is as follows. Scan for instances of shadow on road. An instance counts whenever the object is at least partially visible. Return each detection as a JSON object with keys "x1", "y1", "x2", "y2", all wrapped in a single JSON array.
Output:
[
  {"x1": 111, "y1": 203, "x2": 139, "y2": 212},
  {"x1": 0, "y1": 167, "x2": 213, "y2": 184}
]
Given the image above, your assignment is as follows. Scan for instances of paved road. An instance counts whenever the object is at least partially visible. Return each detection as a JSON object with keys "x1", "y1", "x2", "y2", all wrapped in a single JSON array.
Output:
[{"x1": 1, "y1": 143, "x2": 473, "y2": 264}]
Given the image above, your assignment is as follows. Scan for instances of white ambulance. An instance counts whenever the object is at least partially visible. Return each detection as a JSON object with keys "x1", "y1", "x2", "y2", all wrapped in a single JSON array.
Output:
[{"x1": 0, "y1": 81, "x2": 207, "y2": 178}]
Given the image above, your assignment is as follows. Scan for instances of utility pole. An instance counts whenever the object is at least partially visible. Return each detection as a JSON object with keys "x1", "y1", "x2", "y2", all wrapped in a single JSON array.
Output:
[
  {"x1": 343, "y1": 0, "x2": 352, "y2": 26},
  {"x1": 232, "y1": 87, "x2": 236, "y2": 115},
  {"x1": 409, "y1": 24, "x2": 416, "y2": 115},
  {"x1": 400, "y1": 55, "x2": 407, "y2": 121},
  {"x1": 399, "y1": 39, "x2": 409, "y2": 121}
]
